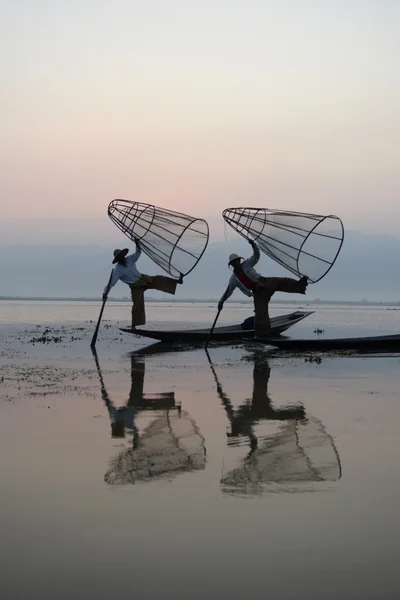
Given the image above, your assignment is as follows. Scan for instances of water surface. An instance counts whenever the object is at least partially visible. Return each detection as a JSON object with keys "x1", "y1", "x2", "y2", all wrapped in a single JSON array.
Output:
[{"x1": 0, "y1": 301, "x2": 399, "y2": 599}]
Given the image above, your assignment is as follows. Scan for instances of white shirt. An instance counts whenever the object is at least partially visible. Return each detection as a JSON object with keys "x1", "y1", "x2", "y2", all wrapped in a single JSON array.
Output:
[
  {"x1": 220, "y1": 245, "x2": 261, "y2": 302},
  {"x1": 105, "y1": 248, "x2": 142, "y2": 293}
]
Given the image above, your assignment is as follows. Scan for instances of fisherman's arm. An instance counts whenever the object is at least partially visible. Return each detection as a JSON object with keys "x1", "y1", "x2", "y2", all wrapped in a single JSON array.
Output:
[
  {"x1": 247, "y1": 240, "x2": 260, "y2": 267},
  {"x1": 218, "y1": 282, "x2": 235, "y2": 310},
  {"x1": 130, "y1": 239, "x2": 142, "y2": 262},
  {"x1": 103, "y1": 269, "x2": 120, "y2": 299}
]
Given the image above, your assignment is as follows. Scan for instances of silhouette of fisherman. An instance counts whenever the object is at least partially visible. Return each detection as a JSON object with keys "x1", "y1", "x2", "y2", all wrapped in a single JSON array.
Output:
[
  {"x1": 209, "y1": 351, "x2": 305, "y2": 451},
  {"x1": 95, "y1": 353, "x2": 177, "y2": 448}
]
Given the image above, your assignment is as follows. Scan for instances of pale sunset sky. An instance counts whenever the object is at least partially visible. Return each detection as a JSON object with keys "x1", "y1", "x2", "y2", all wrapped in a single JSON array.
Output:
[{"x1": 2, "y1": 0, "x2": 399, "y2": 240}]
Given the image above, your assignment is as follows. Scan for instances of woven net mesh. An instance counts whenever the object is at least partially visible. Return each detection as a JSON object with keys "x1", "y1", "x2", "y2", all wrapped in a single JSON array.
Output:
[
  {"x1": 105, "y1": 410, "x2": 206, "y2": 485},
  {"x1": 108, "y1": 199, "x2": 209, "y2": 277},
  {"x1": 220, "y1": 416, "x2": 342, "y2": 496},
  {"x1": 223, "y1": 207, "x2": 344, "y2": 283}
]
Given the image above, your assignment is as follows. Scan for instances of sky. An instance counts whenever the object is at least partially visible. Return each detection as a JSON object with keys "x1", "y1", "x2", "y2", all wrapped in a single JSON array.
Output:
[{"x1": 1, "y1": 0, "x2": 400, "y2": 242}]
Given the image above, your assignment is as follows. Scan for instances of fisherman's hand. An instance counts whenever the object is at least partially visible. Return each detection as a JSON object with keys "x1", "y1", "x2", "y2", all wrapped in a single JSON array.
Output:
[
  {"x1": 135, "y1": 239, "x2": 141, "y2": 248},
  {"x1": 249, "y1": 239, "x2": 257, "y2": 247},
  {"x1": 102, "y1": 293, "x2": 108, "y2": 301},
  {"x1": 218, "y1": 300, "x2": 224, "y2": 311}
]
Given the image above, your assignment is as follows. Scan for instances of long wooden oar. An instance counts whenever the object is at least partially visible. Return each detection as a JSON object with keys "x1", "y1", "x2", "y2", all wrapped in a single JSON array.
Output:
[
  {"x1": 204, "y1": 308, "x2": 222, "y2": 349},
  {"x1": 90, "y1": 270, "x2": 114, "y2": 349},
  {"x1": 205, "y1": 286, "x2": 230, "y2": 348}
]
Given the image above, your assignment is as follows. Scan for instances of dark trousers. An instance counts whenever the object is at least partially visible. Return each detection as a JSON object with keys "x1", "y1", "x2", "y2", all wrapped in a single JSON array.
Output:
[
  {"x1": 253, "y1": 276, "x2": 306, "y2": 337},
  {"x1": 130, "y1": 274, "x2": 178, "y2": 326}
]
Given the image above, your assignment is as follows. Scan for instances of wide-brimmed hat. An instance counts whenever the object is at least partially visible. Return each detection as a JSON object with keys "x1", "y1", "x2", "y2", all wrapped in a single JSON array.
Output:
[
  {"x1": 228, "y1": 253, "x2": 243, "y2": 265},
  {"x1": 112, "y1": 248, "x2": 129, "y2": 264}
]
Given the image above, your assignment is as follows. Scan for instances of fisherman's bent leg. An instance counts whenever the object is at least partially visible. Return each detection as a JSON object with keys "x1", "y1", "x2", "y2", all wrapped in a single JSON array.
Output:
[
  {"x1": 151, "y1": 275, "x2": 178, "y2": 295},
  {"x1": 257, "y1": 276, "x2": 307, "y2": 294},
  {"x1": 253, "y1": 288, "x2": 274, "y2": 337},
  {"x1": 134, "y1": 274, "x2": 178, "y2": 295}
]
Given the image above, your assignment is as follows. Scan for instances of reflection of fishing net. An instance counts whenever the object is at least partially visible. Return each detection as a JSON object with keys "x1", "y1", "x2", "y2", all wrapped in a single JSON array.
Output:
[
  {"x1": 108, "y1": 199, "x2": 209, "y2": 278},
  {"x1": 223, "y1": 207, "x2": 344, "y2": 283},
  {"x1": 220, "y1": 417, "x2": 341, "y2": 496},
  {"x1": 105, "y1": 410, "x2": 206, "y2": 485}
]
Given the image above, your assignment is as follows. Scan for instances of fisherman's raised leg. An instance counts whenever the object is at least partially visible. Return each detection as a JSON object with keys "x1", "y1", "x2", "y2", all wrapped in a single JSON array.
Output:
[
  {"x1": 257, "y1": 276, "x2": 308, "y2": 294},
  {"x1": 134, "y1": 273, "x2": 183, "y2": 295},
  {"x1": 152, "y1": 275, "x2": 181, "y2": 295}
]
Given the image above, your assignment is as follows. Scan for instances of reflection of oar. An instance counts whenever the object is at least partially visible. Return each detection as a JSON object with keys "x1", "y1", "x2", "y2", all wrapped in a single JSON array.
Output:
[
  {"x1": 90, "y1": 269, "x2": 114, "y2": 349},
  {"x1": 91, "y1": 347, "x2": 114, "y2": 416},
  {"x1": 205, "y1": 348, "x2": 235, "y2": 422},
  {"x1": 206, "y1": 348, "x2": 259, "y2": 450}
]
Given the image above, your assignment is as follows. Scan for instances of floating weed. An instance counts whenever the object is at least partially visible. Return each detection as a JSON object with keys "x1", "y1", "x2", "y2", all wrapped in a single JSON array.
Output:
[
  {"x1": 305, "y1": 355, "x2": 323, "y2": 364},
  {"x1": 28, "y1": 335, "x2": 64, "y2": 344}
]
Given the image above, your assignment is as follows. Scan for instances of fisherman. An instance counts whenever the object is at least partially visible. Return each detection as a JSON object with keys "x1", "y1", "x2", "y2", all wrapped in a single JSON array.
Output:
[
  {"x1": 103, "y1": 240, "x2": 183, "y2": 329},
  {"x1": 218, "y1": 239, "x2": 308, "y2": 338}
]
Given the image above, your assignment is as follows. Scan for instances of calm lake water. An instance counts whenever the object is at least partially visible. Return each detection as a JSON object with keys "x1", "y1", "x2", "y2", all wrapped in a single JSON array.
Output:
[
  {"x1": 2, "y1": 299, "x2": 400, "y2": 336},
  {"x1": 1, "y1": 301, "x2": 400, "y2": 599}
]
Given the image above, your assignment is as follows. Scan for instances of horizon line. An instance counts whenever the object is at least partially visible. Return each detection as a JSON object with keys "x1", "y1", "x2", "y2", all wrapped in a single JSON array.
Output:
[{"x1": 1, "y1": 297, "x2": 400, "y2": 306}]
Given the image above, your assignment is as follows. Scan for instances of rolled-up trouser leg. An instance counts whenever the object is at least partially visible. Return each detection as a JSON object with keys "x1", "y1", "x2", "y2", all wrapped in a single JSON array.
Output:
[
  {"x1": 130, "y1": 285, "x2": 146, "y2": 327},
  {"x1": 253, "y1": 288, "x2": 274, "y2": 337}
]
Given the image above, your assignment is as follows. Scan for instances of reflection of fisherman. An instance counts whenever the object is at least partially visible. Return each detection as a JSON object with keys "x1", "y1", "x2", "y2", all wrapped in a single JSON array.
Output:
[
  {"x1": 213, "y1": 352, "x2": 342, "y2": 493},
  {"x1": 102, "y1": 357, "x2": 177, "y2": 445},
  {"x1": 223, "y1": 354, "x2": 305, "y2": 450},
  {"x1": 102, "y1": 240, "x2": 184, "y2": 329},
  {"x1": 95, "y1": 353, "x2": 206, "y2": 485},
  {"x1": 218, "y1": 240, "x2": 308, "y2": 338},
  {"x1": 106, "y1": 360, "x2": 146, "y2": 445}
]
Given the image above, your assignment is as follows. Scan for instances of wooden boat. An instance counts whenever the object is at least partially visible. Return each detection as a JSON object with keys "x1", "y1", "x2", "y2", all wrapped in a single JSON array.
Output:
[
  {"x1": 120, "y1": 310, "x2": 314, "y2": 343},
  {"x1": 263, "y1": 333, "x2": 400, "y2": 352}
]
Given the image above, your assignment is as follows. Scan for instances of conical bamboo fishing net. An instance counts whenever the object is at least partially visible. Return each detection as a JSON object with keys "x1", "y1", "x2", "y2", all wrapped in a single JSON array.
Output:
[
  {"x1": 108, "y1": 199, "x2": 209, "y2": 278},
  {"x1": 223, "y1": 207, "x2": 344, "y2": 282}
]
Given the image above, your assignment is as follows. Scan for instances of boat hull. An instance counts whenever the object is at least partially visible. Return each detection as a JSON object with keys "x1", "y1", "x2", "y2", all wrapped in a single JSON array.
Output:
[
  {"x1": 120, "y1": 310, "x2": 314, "y2": 343},
  {"x1": 263, "y1": 334, "x2": 400, "y2": 352}
]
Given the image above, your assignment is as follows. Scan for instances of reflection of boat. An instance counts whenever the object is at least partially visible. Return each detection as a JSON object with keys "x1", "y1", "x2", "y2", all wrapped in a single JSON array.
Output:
[
  {"x1": 92, "y1": 350, "x2": 206, "y2": 485},
  {"x1": 262, "y1": 333, "x2": 400, "y2": 353},
  {"x1": 207, "y1": 351, "x2": 342, "y2": 496},
  {"x1": 120, "y1": 310, "x2": 313, "y2": 343}
]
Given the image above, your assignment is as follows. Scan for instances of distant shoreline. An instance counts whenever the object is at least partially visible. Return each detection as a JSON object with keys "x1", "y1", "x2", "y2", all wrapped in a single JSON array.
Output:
[{"x1": 1, "y1": 297, "x2": 400, "y2": 307}]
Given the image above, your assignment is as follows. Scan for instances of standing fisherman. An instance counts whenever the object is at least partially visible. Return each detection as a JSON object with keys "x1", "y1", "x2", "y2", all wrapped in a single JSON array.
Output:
[
  {"x1": 218, "y1": 240, "x2": 308, "y2": 338},
  {"x1": 103, "y1": 240, "x2": 183, "y2": 329}
]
